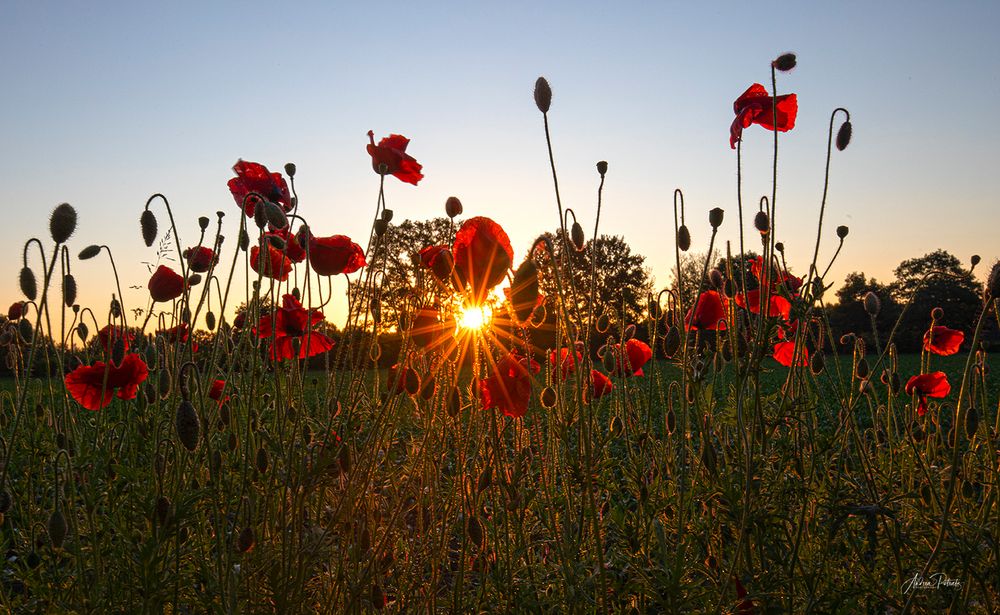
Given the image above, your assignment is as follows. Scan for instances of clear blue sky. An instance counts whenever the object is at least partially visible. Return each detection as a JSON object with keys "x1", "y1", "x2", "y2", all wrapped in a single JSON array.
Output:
[{"x1": 2, "y1": 1, "x2": 998, "y2": 326}]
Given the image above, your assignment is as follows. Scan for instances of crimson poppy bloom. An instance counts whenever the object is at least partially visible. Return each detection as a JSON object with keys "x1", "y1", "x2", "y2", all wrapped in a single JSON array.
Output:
[
  {"x1": 64, "y1": 353, "x2": 149, "y2": 411},
  {"x1": 183, "y1": 246, "x2": 218, "y2": 273},
  {"x1": 97, "y1": 325, "x2": 133, "y2": 353},
  {"x1": 905, "y1": 371, "x2": 951, "y2": 416},
  {"x1": 367, "y1": 131, "x2": 423, "y2": 185},
  {"x1": 923, "y1": 326, "x2": 964, "y2": 356},
  {"x1": 264, "y1": 227, "x2": 306, "y2": 262},
  {"x1": 148, "y1": 265, "x2": 185, "y2": 302},
  {"x1": 735, "y1": 289, "x2": 791, "y2": 320},
  {"x1": 549, "y1": 348, "x2": 583, "y2": 379},
  {"x1": 480, "y1": 353, "x2": 540, "y2": 419},
  {"x1": 158, "y1": 323, "x2": 190, "y2": 343},
  {"x1": 387, "y1": 363, "x2": 420, "y2": 396},
  {"x1": 685, "y1": 291, "x2": 728, "y2": 331},
  {"x1": 228, "y1": 159, "x2": 292, "y2": 217},
  {"x1": 749, "y1": 256, "x2": 802, "y2": 293},
  {"x1": 208, "y1": 379, "x2": 227, "y2": 402},
  {"x1": 419, "y1": 245, "x2": 454, "y2": 282},
  {"x1": 250, "y1": 243, "x2": 293, "y2": 281},
  {"x1": 7, "y1": 302, "x2": 24, "y2": 320},
  {"x1": 453, "y1": 217, "x2": 513, "y2": 302},
  {"x1": 256, "y1": 294, "x2": 334, "y2": 360},
  {"x1": 773, "y1": 341, "x2": 808, "y2": 366},
  {"x1": 730, "y1": 83, "x2": 798, "y2": 149},
  {"x1": 307, "y1": 235, "x2": 366, "y2": 276},
  {"x1": 591, "y1": 370, "x2": 614, "y2": 399},
  {"x1": 610, "y1": 339, "x2": 653, "y2": 377},
  {"x1": 410, "y1": 307, "x2": 447, "y2": 349}
]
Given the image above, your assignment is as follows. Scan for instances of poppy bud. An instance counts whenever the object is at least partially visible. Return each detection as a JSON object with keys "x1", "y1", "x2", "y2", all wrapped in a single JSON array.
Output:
[
  {"x1": 810, "y1": 352, "x2": 825, "y2": 375},
  {"x1": 754, "y1": 211, "x2": 770, "y2": 234},
  {"x1": 62, "y1": 274, "x2": 77, "y2": 307},
  {"x1": 836, "y1": 121, "x2": 853, "y2": 151},
  {"x1": 175, "y1": 400, "x2": 200, "y2": 452},
  {"x1": 447, "y1": 386, "x2": 461, "y2": 418},
  {"x1": 111, "y1": 297, "x2": 121, "y2": 318},
  {"x1": 663, "y1": 326, "x2": 681, "y2": 358},
  {"x1": 987, "y1": 262, "x2": 1000, "y2": 301},
  {"x1": 570, "y1": 222, "x2": 585, "y2": 252},
  {"x1": 187, "y1": 274, "x2": 202, "y2": 286},
  {"x1": 205, "y1": 311, "x2": 216, "y2": 330},
  {"x1": 540, "y1": 387, "x2": 557, "y2": 408},
  {"x1": 775, "y1": 242, "x2": 785, "y2": 253},
  {"x1": 262, "y1": 203, "x2": 287, "y2": 229},
  {"x1": 237, "y1": 526, "x2": 256, "y2": 553},
  {"x1": 890, "y1": 372, "x2": 901, "y2": 395},
  {"x1": 677, "y1": 225, "x2": 691, "y2": 252},
  {"x1": 708, "y1": 207, "x2": 725, "y2": 229},
  {"x1": 931, "y1": 307, "x2": 944, "y2": 321},
  {"x1": 445, "y1": 196, "x2": 463, "y2": 219},
  {"x1": 596, "y1": 160, "x2": 608, "y2": 177},
  {"x1": 48, "y1": 507, "x2": 68, "y2": 549},
  {"x1": 79, "y1": 245, "x2": 103, "y2": 261},
  {"x1": 836, "y1": 225, "x2": 849, "y2": 239},
  {"x1": 284, "y1": 162, "x2": 296, "y2": 178},
  {"x1": 140, "y1": 209, "x2": 158, "y2": 247},
  {"x1": 964, "y1": 406, "x2": 979, "y2": 438},
  {"x1": 863, "y1": 292, "x2": 880, "y2": 316},
  {"x1": 49, "y1": 203, "x2": 77, "y2": 244},
  {"x1": 666, "y1": 409, "x2": 676, "y2": 434},
  {"x1": 266, "y1": 234, "x2": 286, "y2": 251},
  {"x1": 18, "y1": 319, "x2": 33, "y2": 343},
  {"x1": 709, "y1": 269, "x2": 724, "y2": 289},
  {"x1": 19, "y1": 267, "x2": 37, "y2": 301},
  {"x1": 533, "y1": 77, "x2": 552, "y2": 113},
  {"x1": 855, "y1": 358, "x2": 870, "y2": 380},
  {"x1": 381, "y1": 208, "x2": 394, "y2": 222},
  {"x1": 238, "y1": 229, "x2": 249, "y2": 251},
  {"x1": 772, "y1": 52, "x2": 797, "y2": 72},
  {"x1": 74, "y1": 322, "x2": 88, "y2": 343},
  {"x1": 420, "y1": 376, "x2": 436, "y2": 400},
  {"x1": 253, "y1": 203, "x2": 268, "y2": 229},
  {"x1": 255, "y1": 447, "x2": 269, "y2": 474}
]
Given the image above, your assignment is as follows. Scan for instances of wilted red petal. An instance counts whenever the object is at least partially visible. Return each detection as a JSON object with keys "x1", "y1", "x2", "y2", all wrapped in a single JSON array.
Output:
[
  {"x1": 367, "y1": 132, "x2": 424, "y2": 185},
  {"x1": 453, "y1": 217, "x2": 514, "y2": 302},
  {"x1": 730, "y1": 84, "x2": 798, "y2": 149},
  {"x1": 922, "y1": 326, "x2": 964, "y2": 356},
  {"x1": 208, "y1": 379, "x2": 226, "y2": 401},
  {"x1": 148, "y1": 265, "x2": 185, "y2": 302},
  {"x1": 308, "y1": 235, "x2": 366, "y2": 276}
]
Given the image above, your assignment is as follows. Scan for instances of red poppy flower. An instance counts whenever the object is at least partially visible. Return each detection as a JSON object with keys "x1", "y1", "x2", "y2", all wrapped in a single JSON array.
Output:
[
  {"x1": 64, "y1": 353, "x2": 149, "y2": 411},
  {"x1": 366, "y1": 131, "x2": 423, "y2": 185},
  {"x1": 208, "y1": 379, "x2": 227, "y2": 402},
  {"x1": 97, "y1": 325, "x2": 133, "y2": 353},
  {"x1": 685, "y1": 291, "x2": 728, "y2": 331},
  {"x1": 453, "y1": 217, "x2": 513, "y2": 302},
  {"x1": 7, "y1": 302, "x2": 24, "y2": 320},
  {"x1": 228, "y1": 159, "x2": 292, "y2": 217},
  {"x1": 735, "y1": 289, "x2": 791, "y2": 320},
  {"x1": 773, "y1": 341, "x2": 808, "y2": 366},
  {"x1": 922, "y1": 326, "x2": 964, "y2": 356},
  {"x1": 264, "y1": 227, "x2": 306, "y2": 262},
  {"x1": 733, "y1": 576, "x2": 756, "y2": 615},
  {"x1": 905, "y1": 371, "x2": 951, "y2": 416},
  {"x1": 307, "y1": 235, "x2": 366, "y2": 276},
  {"x1": 549, "y1": 348, "x2": 583, "y2": 379},
  {"x1": 611, "y1": 339, "x2": 653, "y2": 376},
  {"x1": 256, "y1": 294, "x2": 334, "y2": 360},
  {"x1": 387, "y1": 363, "x2": 420, "y2": 396},
  {"x1": 591, "y1": 370, "x2": 614, "y2": 399},
  {"x1": 419, "y1": 245, "x2": 455, "y2": 282},
  {"x1": 182, "y1": 246, "x2": 218, "y2": 273},
  {"x1": 410, "y1": 307, "x2": 448, "y2": 350},
  {"x1": 158, "y1": 323, "x2": 190, "y2": 343},
  {"x1": 749, "y1": 256, "x2": 802, "y2": 293},
  {"x1": 250, "y1": 243, "x2": 293, "y2": 281},
  {"x1": 148, "y1": 265, "x2": 185, "y2": 302},
  {"x1": 730, "y1": 83, "x2": 798, "y2": 149},
  {"x1": 480, "y1": 353, "x2": 540, "y2": 419}
]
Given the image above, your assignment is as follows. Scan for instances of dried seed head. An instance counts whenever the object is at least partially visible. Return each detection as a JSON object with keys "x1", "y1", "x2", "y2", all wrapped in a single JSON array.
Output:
[
  {"x1": 48, "y1": 508, "x2": 68, "y2": 549},
  {"x1": 78, "y1": 244, "x2": 101, "y2": 260},
  {"x1": 140, "y1": 209, "x2": 158, "y2": 247},
  {"x1": 708, "y1": 207, "x2": 725, "y2": 229},
  {"x1": 836, "y1": 121, "x2": 853, "y2": 151},
  {"x1": 62, "y1": 274, "x2": 77, "y2": 307},
  {"x1": 836, "y1": 225, "x2": 849, "y2": 239},
  {"x1": 381, "y1": 208, "x2": 394, "y2": 222},
  {"x1": 754, "y1": 211, "x2": 770, "y2": 234},
  {"x1": 772, "y1": 52, "x2": 797, "y2": 72},
  {"x1": 533, "y1": 77, "x2": 552, "y2": 113},
  {"x1": 445, "y1": 196, "x2": 463, "y2": 219},
  {"x1": 19, "y1": 267, "x2": 37, "y2": 300},
  {"x1": 284, "y1": 162, "x2": 296, "y2": 178},
  {"x1": 863, "y1": 291, "x2": 881, "y2": 317},
  {"x1": 677, "y1": 225, "x2": 691, "y2": 252},
  {"x1": 175, "y1": 400, "x2": 200, "y2": 452},
  {"x1": 596, "y1": 160, "x2": 608, "y2": 177},
  {"x1": 49, "y1": 203, "x2": 77, "y2": 244},
  {"x1": 775, "y1": 242, "x2": 785, "y2": 253},
  {"x1": 197, "y1": 216, "x2": 210, "y2": 231},
  {"x1": 931, "y1": 307, "x2": 944, "y2": 321},
  {"x1": 570, "y1": 222, "x2": 586, "y2": 252}
]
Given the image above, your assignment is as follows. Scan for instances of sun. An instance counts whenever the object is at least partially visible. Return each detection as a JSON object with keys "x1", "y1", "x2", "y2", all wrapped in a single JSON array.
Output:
[{"x1": 458, "y1": 304, "x2": 492, "y2": 332}]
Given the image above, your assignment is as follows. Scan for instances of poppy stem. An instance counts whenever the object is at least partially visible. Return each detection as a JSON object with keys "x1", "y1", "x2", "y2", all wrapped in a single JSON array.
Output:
[{"x1": 807, "y1": 108, "x2": 851, "y2": 290}]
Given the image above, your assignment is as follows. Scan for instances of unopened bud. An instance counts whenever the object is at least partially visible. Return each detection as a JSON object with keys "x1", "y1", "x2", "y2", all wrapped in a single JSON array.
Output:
[
  {"x1": 708, "y1": 207, "x2": 724, "y2": 229},
  {"x1": 754, "y1": 211, "x2": 770, "y2": 233},
  {"x1": 677, "y1": 225, "x2": 691, "y2": 252},
  {"x1": 49, "y1": 203, "x2": 78, "y2": 244},
  {"x1": 533, "y1": 77, "x2": 552, "y2": 113},
  {"x1": 78, "y1": 245, "x2": 101, "y2": 260},
  {"x1": 971, "y1": 254, "x2": 981, "y2": 267},
  {"x1": 445, "y1": 196, "x2": 463, "y2": 219},
  {"x1": 374, "y1": 219, "x2": 388, "y2": 237},
  {"x1": 772, "y1": 52, "x2": 797, "y2": 72},
  {"x1": 988, "y1": 262, "x2": 1000, "y2": 301},
  {"x1": 570, "y1": 222, "x2": 585, "y2": 252},
  {"x1": 836, "y1": 121, "x2": 853, "y2": 151},
  {"x1": 863, "y1": 291, "x2": 880, "y2": 316},
  {"x1": 836, "y1": 225, "x2": 849, "y2": 239},
  {"x1": 284, "y1": 162, "x2": 296, "y2": 178},
  {"x1": 709, "y1": 269, "x2": 724, "y2": 289},
  {"x1": 381, "y1": 208, "x2": 394, "y2": 222},
  {"x1": 63, "y1": 274, "x2": 77, "y2": 307},
  {"x1": 19, "y1": 267, "x2": 37, "y2": 301},
  {"x1": 140, "y1": 209, "x2": 158, "y2": 247}
]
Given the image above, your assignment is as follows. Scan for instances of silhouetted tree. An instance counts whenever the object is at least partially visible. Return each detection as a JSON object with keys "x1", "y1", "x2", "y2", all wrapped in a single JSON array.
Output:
[{"x1": 827, "y1": 272, "x2": 901, "y2": 352}]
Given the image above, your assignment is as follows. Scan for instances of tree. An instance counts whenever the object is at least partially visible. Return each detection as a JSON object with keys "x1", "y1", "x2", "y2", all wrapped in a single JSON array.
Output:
[{"x1": 827, "y1": 272, "x2": 900, "y2": 352}]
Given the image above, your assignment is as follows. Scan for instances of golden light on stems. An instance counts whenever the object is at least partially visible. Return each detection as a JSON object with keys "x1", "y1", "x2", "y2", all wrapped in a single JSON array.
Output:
[{"x1": 458, "y1": 304, "x2": 492, "y2": 332}]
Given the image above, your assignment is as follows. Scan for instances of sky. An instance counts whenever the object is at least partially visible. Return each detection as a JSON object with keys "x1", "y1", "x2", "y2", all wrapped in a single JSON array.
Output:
[{"x1": 2, "y1": 1, "x2": 998, "y2": 328}]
